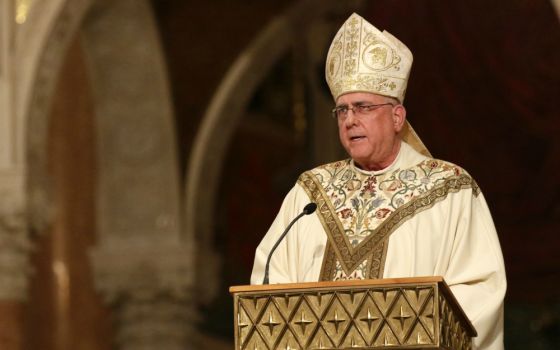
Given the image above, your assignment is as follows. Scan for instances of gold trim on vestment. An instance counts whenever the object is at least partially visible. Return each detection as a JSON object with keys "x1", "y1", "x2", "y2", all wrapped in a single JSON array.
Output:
[{"x1": 298, "y1": 171, "x2": 479, "y2": 281}]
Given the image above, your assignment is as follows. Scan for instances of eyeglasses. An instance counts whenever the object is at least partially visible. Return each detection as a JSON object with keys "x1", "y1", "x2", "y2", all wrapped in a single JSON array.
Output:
[{"x1": 331, "y1": 103, "x2": 394, "y2": 120}]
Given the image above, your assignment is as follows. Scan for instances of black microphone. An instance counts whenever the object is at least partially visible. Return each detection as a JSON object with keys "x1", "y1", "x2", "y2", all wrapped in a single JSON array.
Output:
[{"x1": 262, "y1": 202, "x2": 317, "y2": 285}]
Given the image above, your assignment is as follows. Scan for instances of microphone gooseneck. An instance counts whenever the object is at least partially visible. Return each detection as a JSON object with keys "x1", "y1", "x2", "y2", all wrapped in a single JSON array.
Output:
[{"x1": 262, "y1": 202, "x2": 316, "y2": 285}]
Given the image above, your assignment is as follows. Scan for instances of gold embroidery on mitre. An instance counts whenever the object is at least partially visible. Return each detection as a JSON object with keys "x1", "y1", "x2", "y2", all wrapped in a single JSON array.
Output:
[
  {"x1": 362, "y1": 30, "x2": 402, "y2": 71},
  {"x1": 343, "y1": 15, "x2": 360, "y2": 77},
  {"x1": 327, "y1": 36, "x2": 343, "y2": 80},
  {"x1": 325, "y1": 13, "x2": 413, "y2": 102}
]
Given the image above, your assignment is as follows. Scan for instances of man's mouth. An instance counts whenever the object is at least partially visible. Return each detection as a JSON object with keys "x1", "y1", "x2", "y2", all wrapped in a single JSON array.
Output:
[{"x1": 350, "y1": 136, "x2": 366, "y2": 142}]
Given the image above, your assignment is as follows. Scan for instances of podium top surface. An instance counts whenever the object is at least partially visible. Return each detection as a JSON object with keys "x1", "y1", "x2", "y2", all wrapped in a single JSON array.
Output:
[{"x1": 230, "y1": 276, "x2": 445, "y2": 294}]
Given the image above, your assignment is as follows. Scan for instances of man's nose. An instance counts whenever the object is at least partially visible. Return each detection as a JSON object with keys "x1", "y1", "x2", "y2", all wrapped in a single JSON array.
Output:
[{"x1": 344, "y1": 108, "x2": 358, "y2": 126}]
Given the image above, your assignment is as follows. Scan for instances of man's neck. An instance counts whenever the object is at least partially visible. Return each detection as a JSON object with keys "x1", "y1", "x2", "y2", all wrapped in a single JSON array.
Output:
[{"x1": 355, "y1": 141, "x2": 402, "y2": 171}]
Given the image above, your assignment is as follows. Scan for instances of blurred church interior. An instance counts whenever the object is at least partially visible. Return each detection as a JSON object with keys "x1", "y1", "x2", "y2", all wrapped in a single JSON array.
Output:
[{"x1": 0, "y1": 0, "x2": 558, "y2": 349}]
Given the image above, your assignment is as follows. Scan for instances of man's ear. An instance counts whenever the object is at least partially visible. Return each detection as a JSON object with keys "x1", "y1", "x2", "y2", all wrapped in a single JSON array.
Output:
[{"x1": 392, "y1": 104, "x2": 406, "y2": 132}]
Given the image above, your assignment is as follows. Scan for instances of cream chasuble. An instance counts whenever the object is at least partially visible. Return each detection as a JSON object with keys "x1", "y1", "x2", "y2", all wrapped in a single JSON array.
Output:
[{"x1": 251, "y1": 141, "x2": 506, "y2": 350}]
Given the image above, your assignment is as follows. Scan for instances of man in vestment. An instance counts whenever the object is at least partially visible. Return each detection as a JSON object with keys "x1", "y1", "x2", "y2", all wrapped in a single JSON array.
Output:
[{"x1": 251, "y1": 13, "x2": 506, "y2": 350}]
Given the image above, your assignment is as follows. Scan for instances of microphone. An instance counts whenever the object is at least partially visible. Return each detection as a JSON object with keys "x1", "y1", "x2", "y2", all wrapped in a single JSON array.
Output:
[{"x1": 262, "y1": 202, "x2": 317, "y2": 285}]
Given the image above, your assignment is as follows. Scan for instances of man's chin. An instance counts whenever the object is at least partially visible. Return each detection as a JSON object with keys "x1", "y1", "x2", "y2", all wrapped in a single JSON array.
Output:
[
  {"x1": 349, "y1": 154, "x2": 369, "y2": 166},
  {"x1": 347, "y1": 147, "x2": 369, "y2": 161}
]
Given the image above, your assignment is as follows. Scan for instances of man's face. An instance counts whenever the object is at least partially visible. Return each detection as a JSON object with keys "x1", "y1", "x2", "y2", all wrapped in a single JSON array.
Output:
[{"x1": 335, "y1": 92, "x2": 405, "y2": 171}]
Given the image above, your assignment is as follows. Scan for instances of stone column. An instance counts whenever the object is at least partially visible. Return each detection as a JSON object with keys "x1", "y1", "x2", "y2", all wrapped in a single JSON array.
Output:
[
  {"x1": 91, "y1": 242, "x2": 196, "y2": 350},
  {"x1": 0, "y1": 176, "x2": 31, "y2": 300},
  {"x1": 1, "y1": 6, "x2": 33, "y2": 349},
  {"x1": 81, "y1": 1, "x2": 194, "y2": 348},
  {"x1": 0, "y1": 173, "x2": 33, "y2": 350}
]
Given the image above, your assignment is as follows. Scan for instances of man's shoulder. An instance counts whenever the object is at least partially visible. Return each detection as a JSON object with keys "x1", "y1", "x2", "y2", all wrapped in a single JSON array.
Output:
[
  {"x1": 412, "y1": 157, "x2": 470, "y2": 177},
  {"x1": 300, "y1": 159, "x2": 351, "y2": 176},
  {"x1": 400, "y1": 141, "x2": 471, "y2": 178},
  {"x1": 295, "y1": 159, "x2": 351, "y2": 190},
  {"x1": 408, "y1": 158, "x2": 480, "y2": 196}
]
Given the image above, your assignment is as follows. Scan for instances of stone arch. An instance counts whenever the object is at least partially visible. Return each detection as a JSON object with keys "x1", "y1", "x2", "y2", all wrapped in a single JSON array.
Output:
[
  {"x1": 25, "y1": 0, "x2": 93, "y2": 233},
  {"x1": 26, "y1": 0, "x2": 183, "y2": 242}
]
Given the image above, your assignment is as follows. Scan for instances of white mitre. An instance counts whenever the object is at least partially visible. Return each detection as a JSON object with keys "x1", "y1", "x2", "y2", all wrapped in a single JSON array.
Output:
[{"x1": 326, "y1": 13, "x2": 431, "y2": 157}]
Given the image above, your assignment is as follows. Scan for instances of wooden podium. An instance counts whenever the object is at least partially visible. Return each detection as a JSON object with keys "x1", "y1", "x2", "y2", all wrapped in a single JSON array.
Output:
[{"x1": 230, "y1": 276, "x2": 476, "y2": 350}]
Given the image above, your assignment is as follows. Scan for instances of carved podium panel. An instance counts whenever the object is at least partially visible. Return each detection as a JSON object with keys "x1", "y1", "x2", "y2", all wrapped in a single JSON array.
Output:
[{"x1": 230, "y1": 277, "x2": 476, "y2": 350}]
